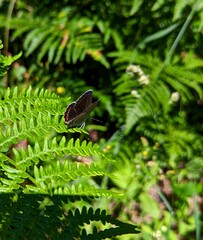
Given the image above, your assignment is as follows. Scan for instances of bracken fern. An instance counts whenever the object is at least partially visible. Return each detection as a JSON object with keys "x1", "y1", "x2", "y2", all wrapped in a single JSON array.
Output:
[
  {"x1": 112, "y1": 51, "x2": 203, "y2": 134},
  {"x1": 0, "y1": 86, "x2": 140, "y2": 239}
]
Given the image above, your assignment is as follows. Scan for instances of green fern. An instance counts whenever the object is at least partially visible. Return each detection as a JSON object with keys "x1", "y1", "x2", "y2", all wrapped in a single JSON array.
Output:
[
  {"x1": 0, "y1": 86, "x2": 140, "y2": 239},
  {"x1": 0, "y1": 195, "x2": 140, "y2": 239},
  {"x1": 0, "y1": 40, "x2": 22, "y2": 76},
  {"x1": 0, "y1": 86, "x2": 67, "y2": 150},
  {"x1": 5, "y1": 7, "x2": 109, "y2": 67},
  {"x1": 110, "y1": 51, "x2": 203, "y2": 171},
  {"x1": 112, "y1": 51, "x2": 203, "y2": 134},
  {"x1": 0, "y1": 86, "x2": 111, "y2": 195}
]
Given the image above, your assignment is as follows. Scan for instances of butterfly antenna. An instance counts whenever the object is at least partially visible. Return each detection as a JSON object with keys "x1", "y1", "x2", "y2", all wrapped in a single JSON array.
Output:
[{"x1": 91, "y1": 118, "x2": 102, "y2": 123}]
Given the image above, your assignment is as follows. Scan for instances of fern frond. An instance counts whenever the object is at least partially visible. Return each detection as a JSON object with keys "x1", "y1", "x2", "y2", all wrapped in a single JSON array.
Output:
[
  {"x1": 1, "y1": 86, "x2": 60, "y2": 102},
  {"x1": 0, "y1": 86, "x2": 63, "y2": 117},
  {"x1": 76, "y1": 206, "x2": 140, "y2": 239},
  {"x1": 0, "y1": 196, "x2": 140, "y2": 239},
  {"x1": 0, "y1": 136, "x2": 111, "y2": 194},
  {"x1": 0, "y1": 40, "x2": 22, "y2": 76},
  {"x1": 11, "y1": 137, "x2": 104, "y2": 168},
  {"x1": 52, "y1": 185, "x2": 122, "y2": 198},
  {"x1": 0, "y1": 86, "x2": 79, "y2": 150},
  {"x1": 6, "y1": 11, "x2": 108, "y2": 66},
  {"x1": 164, "y1": 65, "x2": 203, "y2": 99},
  {"x1": 113, "y1": 51, "x2": 203, "y2": 133},
  {"x1": 0, "y1": 113, "x2": 64, "y2": 150},
  {"x1": 24, "y1": 27, "x2": 54, "y2": 57},
  {"x1": 0, "y1": 87, "x2": 109, "y2": 196},
  {"x1": 13, "y1": 137, "x2": 103, "y2": 166}
]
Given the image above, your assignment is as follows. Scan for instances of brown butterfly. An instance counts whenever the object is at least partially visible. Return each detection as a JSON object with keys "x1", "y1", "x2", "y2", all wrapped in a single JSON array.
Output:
[{"x1": 64, "y1": 89, "x2": 99, "y2": 127}]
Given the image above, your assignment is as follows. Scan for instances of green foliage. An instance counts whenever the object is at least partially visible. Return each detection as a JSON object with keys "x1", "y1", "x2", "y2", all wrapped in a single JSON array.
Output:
[
  {"x1": 0, "y1": 1, "x2": 203, "y2": 239},
  {"x1": 112, "y1": 51, "x2": 203, "y2": 131},
  {"x1": 3, "y1": 7, "x2": 109, "y2": 68},
  {"x1": 110, "y1": 51, "x2": 203, "y2": 169},
  {"x1": 106, "y1": 133, "x2": 202, "y2": 240},
  {"x1": 0, "y1": 194, "x2": 140, "y2": 239},
  {"x1": 0, "y1": 86, "x2": 140, "y2": 239},
  {"x1": 0, "y1": 86, "x2": 107, "y2": 194},
  {"x1": 0, "y1": 40, "x2": 21, "y2": 77}
]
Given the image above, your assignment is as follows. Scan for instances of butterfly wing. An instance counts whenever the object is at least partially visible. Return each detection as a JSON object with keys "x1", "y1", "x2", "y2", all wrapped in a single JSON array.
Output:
[
  {"x1": 66, "y1": 100, "x2": 100, "y2": 127},
  {"x1": 74, "y1": 90, "x2": 93, "y2": 114},
  {"x1": 82, "y1": 99, "x2": 100, "y2": 119},
  {"x1": 64, "y1": 102, "x2": 77, "y2": 123},
  {"x1": 64, "y1": 89, "x2": 99, "y2": 127}
]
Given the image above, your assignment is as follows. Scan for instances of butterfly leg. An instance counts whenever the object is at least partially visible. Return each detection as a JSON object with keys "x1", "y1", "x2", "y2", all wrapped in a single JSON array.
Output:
[{"x1": 80, "y1": 122, "x2": 86, "y2": 129}]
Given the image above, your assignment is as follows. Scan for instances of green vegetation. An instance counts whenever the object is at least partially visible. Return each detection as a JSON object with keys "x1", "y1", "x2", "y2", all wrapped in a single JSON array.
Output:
[{"x1": 0, "y1": 0, "x2": 202, "y2": 239}]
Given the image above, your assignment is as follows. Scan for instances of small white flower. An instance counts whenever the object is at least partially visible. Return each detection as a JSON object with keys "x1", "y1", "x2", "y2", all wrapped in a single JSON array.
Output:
[
  {"x1": 126, "y1": 65, "x2": 143, "y2": 76},
  {"x1": 131, "y1": 90, "x2": 141, "y2": 98},
  {"x1": 138, "y1": 75, "x2": 150, "y2": 85},
  {"x1": 161, "y1": 225, "x2": 167, "y2": 232},
  {"x1": 170, "y1": 92, "x2": 180, "y2": 103},
  {"x1": 152, "y1": 230, "x2": 162, "y2": 240}
]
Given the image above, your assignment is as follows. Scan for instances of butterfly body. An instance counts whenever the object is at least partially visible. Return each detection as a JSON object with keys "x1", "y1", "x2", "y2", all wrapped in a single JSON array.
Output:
[{"x1": 64, "y1": 90, "x2": 99, "y2": 127}]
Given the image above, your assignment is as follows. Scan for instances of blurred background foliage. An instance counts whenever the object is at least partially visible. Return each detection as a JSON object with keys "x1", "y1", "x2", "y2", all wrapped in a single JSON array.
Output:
[{"x1": 0, "y1": 0, "x2": 203, "y2": 239}]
